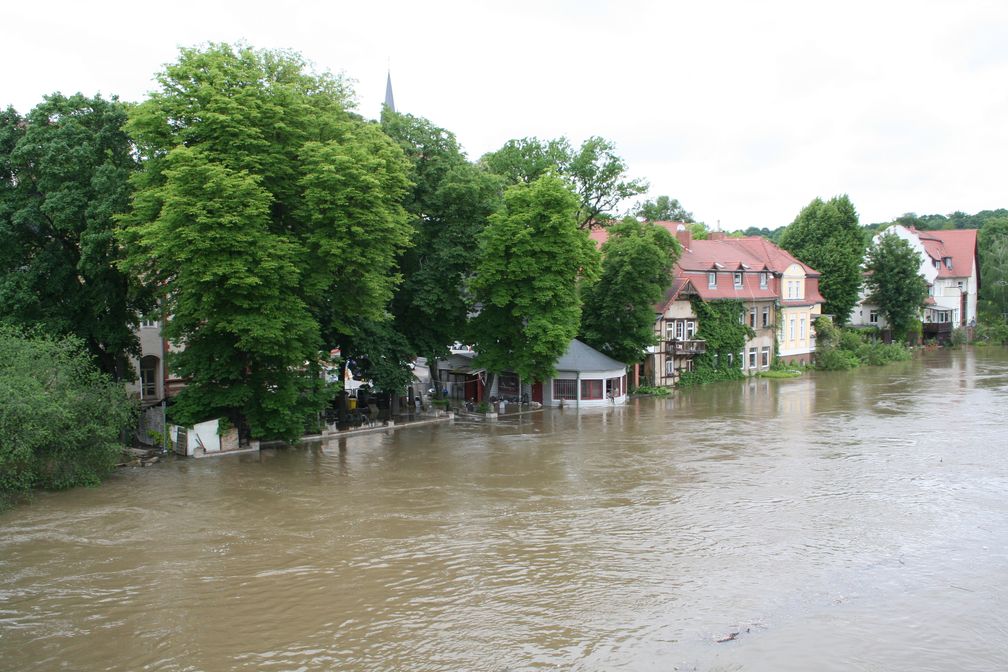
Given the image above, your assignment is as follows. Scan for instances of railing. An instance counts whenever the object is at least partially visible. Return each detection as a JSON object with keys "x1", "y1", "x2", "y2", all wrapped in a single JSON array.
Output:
[
  {"x1": 666, "y1": 339, "x2": 706, "y2": 355},
  {"x1": 922, "y1": 322, "x2": 954, "y2": 338}
]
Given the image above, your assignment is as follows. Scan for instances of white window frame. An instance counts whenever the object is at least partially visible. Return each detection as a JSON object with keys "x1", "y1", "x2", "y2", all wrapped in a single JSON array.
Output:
[
  {"x1": 761, "y1": 346, "x2": 770, "y2": 368},
  {"x1": 686, "y1": 321, "x2": 696, "y2": 338},
  {"x1": 800, "y1": 317, "x2": 806, "y2": 339},
  {"x1": 760, "y1": 272, "x2": 768, "y2": 289},
  {"x1": 708, "y1": 271, "x2": 717, "y2": 288},
  {"x1": 748, "y1": 347, "x2": 757, "y2": 369},
  {"x1": 789, "y1": 318, "x2": 796, "y2": 340},
  {"x1": 734, "y1": 271, "x2": 743, "y2": 288}
]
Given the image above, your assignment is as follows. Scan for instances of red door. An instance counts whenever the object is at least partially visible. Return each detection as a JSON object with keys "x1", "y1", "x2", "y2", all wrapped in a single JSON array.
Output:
[{"x1": 532, "y1": 381, "x2": 543, "y2": 403}]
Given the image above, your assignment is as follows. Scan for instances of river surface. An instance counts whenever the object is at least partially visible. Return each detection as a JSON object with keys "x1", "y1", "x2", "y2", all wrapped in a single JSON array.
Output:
[{"x1": 2, "y1": 348, "x2": 1007, "y2": 671}]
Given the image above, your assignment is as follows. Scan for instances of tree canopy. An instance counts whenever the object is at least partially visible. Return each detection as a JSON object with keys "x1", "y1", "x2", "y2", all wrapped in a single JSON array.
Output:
[
  {"x1": 468, "y1": 174, "x2": 600, "y2": 384},
  {"x1": 580, "y1": 219, "x2": 680, "y2": 364},
  {"x1": 119, "y1": 44, "x2": 412, "y2": 441},
  {"x1": 382, "y1": 110, "x2": 503, "y2": 363},
  {"x1": 0, "y1": 93, "x2": 147, "y2": 379},
  {"x1": 978, "y1": 217, "x2": 1008, "y2": 321},
  {"x1": 635, "y1": 195, "x2": 695, "y2": 223},
  {"x1": 863, "y1": 232, "x2": 929, "y2": 340},
  {"x1": 0, "y1": 326, "x2": 137, "y2": 508},
  {"x1": 780, "y1": 195, "x2": 865, "y2": 324},
  {"x1": 480, "y1": 135, "x2": 646, "y2": 229}
]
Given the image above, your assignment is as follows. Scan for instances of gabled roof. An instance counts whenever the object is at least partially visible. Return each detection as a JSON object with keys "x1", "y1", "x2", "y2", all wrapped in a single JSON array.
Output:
[
  {"x1": 554, "y1": 339, "x2": 626, "y2": 373},
  {"x1": 911, "y1": 228, "x2": 977, "y2": 278},
  {"x1": 678, "y1": 237, "x2": 819, "y2": 276}
]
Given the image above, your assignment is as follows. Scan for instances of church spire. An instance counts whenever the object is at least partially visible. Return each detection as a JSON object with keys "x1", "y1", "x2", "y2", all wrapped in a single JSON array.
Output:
[{"x1": 384, "y1": 71, "x2": 395, "y2": 113}]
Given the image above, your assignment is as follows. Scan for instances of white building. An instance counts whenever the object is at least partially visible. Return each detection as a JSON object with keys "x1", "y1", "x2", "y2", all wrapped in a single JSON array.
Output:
[{"x1": 850, "y1": 225, "x2": 980, "y2": 339}]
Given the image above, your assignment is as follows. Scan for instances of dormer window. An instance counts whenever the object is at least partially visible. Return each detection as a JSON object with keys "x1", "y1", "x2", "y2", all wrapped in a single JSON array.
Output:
[
  {"x1": 933, "y1": 259, "x2": 940, "y2": 269},
  {"x1": 760, "y1": 272, "x2": 768, "y2": 289},
  {"x1": 943, "y1": 257, "x2": 952, "y2": 270},
  {"x1": 733, "y1": 271, "x2": 743, "y2": 288},
  {"x1": 708, "y1": 271, "x2": 717, "y2": 288}
]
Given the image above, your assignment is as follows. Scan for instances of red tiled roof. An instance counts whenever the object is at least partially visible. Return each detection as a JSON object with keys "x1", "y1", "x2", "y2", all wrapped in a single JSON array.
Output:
[
  {"x1": 913, "y1": 229, "x2": 977, "y2": 278},
  {"x1": 678, "y1": 237, "x2": 819, "y2": 276}
]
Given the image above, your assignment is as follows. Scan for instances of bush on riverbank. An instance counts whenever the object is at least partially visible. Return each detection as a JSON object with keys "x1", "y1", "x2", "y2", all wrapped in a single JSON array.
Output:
[
  {"x1": 0, "y1": 327, "x2": 137, "y2": 508},
  {"x1": 973, "y1": 321, "x2": 1008, "y2": 345},
  {"x1": 813, "y1": 317, "x2": 911, "y2": 371}
]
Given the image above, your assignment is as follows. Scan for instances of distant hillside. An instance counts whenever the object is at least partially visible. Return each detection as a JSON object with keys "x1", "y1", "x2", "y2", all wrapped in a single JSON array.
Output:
[{"x1": 866, "y1": 209, "x2": 1008, "y2": 233}]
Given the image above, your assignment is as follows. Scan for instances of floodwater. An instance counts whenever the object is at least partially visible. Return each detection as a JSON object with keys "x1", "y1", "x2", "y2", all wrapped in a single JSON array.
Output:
[{"x1": 2, "y1": 348, "x2": 1007, "y2": 672}]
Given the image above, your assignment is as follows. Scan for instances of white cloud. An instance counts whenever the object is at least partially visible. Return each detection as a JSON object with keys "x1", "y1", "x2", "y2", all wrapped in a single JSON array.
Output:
[{"x1": 4, "y1": 0, "x2": 1006, "y2": 229}]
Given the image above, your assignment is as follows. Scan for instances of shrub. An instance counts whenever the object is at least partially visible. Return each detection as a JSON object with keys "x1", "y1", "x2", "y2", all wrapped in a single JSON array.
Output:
[
  {"x1": 815, "y1": 347, "x2": 861, "y2": 371},
  {"x1": 950, "y1": 327, "x2": 968, "y2": 347},
  {"x1": 973, "y1": 322, "x2": 1008, "y2": 345},
  {"x1": 633, "y1": 384, "x2": 671, "y2": 396},
  {"x1": 0, "y1": 327, "x2": 137, "y2": 507}
]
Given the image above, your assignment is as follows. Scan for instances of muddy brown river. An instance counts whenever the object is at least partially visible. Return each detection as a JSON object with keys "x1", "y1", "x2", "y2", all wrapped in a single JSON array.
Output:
[{"x1": 2, "y1": 348, "x2": 1007, "y2": 671}]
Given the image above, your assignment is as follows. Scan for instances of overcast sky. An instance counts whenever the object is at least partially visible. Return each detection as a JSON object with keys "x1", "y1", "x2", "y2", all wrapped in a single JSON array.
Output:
[{"x1": 4, "y1": 1, "x2": 1007, "y2": 229}]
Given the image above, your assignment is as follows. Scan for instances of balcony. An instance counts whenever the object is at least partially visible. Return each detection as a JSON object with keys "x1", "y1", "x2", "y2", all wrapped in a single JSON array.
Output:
[{"x1": 666, "y1": 339, "x2": 706, "y2": 356}]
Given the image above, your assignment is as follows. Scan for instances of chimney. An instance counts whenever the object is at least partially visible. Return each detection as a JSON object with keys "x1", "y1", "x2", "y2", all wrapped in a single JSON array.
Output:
[
  {"x1": 709, "y1": 231, "x2": 727, "y2": 241},
  {"x1": 675, "y1": 223, "x2": 692, "y2": 250}
]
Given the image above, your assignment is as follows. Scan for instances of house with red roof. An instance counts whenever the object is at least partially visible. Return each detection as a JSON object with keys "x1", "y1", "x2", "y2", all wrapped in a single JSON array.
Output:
[
  {"x1": 591, "y1": 221, "x2": 824, "y2": 386},
  {"x1": 849, "y1": 225, "x2": 980, "y2": 340},
  {"x1": 648, "y1": 225, "x2": 824, "y2": 384}
]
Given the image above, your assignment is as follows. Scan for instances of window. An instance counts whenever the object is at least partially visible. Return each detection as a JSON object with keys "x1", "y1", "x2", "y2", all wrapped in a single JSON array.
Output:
[
  {"x1": 140, "y1": 355, "x2": 159, "y2": 399},
  {"x1": 944, "y1": 257, "x2": 952, "y2": 270},
  {"x1": 675, "y1": 320, "x2": 684, "y2": 339},
  {"x1": 686, "y1": 321, "x2": 696, "y2": 338},
  {"x1": 140, "y1": 319, "x2": 159, "y2": 329},
  {"x1": 580, "y1": 379, "x2": 603, "y2": 400},
  {"x1": 761, "y1": 346, "x2": 770, "y2": 368},
  {"x1": 734, "y1": 271, "x2": 743, "y2": 288},
  {"x1": 666, "y1": 360, "x2": 675, "y2": 375},
  {"x1": 749, "y1": 307, "x2": 757, "y2": 328},
  {"x1": 933, "y1": 259, "x2": 940, "y2": 269},
  {"x1": 789, "y1": 318, "x2": 796, "y2": 340},
  {"x1": 928, "y1": 284, "x2": 934, "y2": 296},
  {"x1": 800, "y1": 317, "x2": 806, "y2": 339},
  {"x1": 760, "y1": 272, "x2": 768, "y2": 289},
  {"x1": 748, "y1": 347, "x2": 757, "y2": 369},
  {"x1": 957, "y1": 281, "x2": 964, "y2": 290},
  {"x1": 869, "y1": 310, "x2": 878, "y2": 324},
  {"x1": 725, "y1": 352, "x2": 732, "y2": 366},
  {"x1": 762, "y1": 306, "x2": 770, "y2": 327},
  {"x1": 708, "y1": 271, "x2": 717, "y2": 288},
  {"x1": 553, "y1": 379, "x2": 577, "y2": 400},
  {"x1": 739, "y1": 311, "x2": 745, "y2": 325},
  {"x1": 606, "y1": 377, "x2": 622, "y2": 398}
]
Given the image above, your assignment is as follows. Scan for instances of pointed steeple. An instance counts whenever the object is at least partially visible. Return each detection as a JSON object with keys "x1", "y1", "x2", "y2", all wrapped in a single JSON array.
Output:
[{"x1": 384, "y1": 71, "x2": 396, "y2": 113}]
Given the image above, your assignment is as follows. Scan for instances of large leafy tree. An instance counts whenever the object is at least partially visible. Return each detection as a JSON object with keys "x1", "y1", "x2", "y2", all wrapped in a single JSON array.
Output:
[
  {"x1": 780, "y1": 195, "x2": 865, "y2": 324},
  {"x1": 382, "y1": 111, "x2": 503, "y2": 365},
  {"x1": 120, "y1": 44, "x2": 411, "y2": 441},
  {"x1": 580, "y1": 219, "x2": 680, "y2": 364},
  {"x1": 468, "y1": 174, "x2": 600, "y2": 386},
  {"x1": 635, "y1": 195, "x2": 695, "y2": 223},
  {"x1": 481, "y1": 136, "x2": 646, "y2": 229},
  {"x1": 0, "y1": 326, "x2": 137, "y2": 507},
  {"x1": 863, "y1": 232, "x2": 929, "y2": 340},
  {"x1": 0, "y1": 93, "x2": 147, "y2": 379},
  {"x1": 978, "y1": 217, "x2": 1008, "y2": 320}
]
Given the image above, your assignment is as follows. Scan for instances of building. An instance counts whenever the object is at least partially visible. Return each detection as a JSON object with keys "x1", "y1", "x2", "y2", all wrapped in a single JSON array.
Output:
[
  {"x1": 849, "y1": 225, "x2": 980, "y2": 340},
  {"x1": 436, "y1": 339, "x2": 628, "y2": 407},
  {"x1": 596, "y1": 223, "x2": 823, "y2": 386}
]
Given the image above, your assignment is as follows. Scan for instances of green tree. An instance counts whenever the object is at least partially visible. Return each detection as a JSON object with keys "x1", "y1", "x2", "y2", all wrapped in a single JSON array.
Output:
[
  {"x1": 635, "y1": 195, "x2": 695, "y2": 223},
  {"x1": 780, "y1": 195, "x2": 865, "y2": 324},
  {"x1": 580, "y1": 218, "x2": 680, "y2": 364},
  {"x1": 382, "y1": 110, "x2": 503, "y2": 367},
  {"x1": 120, "y1": 44, "x2": 411, "y2": 442},
  {"x1": 863, "y1": 232, "x2": 929, "y2": 340},
  {"x1": 468, "y1": 174, "x2": 600, "y2": 387},
  {"x1": 0, "y1": 326, "x2": 137, "y2": 508},
  {"x1": 0, "y1": 94, "x2": 147, "y2": 379},
  {"x1": 978, "y1": 217, "x2": 1008, "y2": 321},
  {"x1": 481, "y1": 136, "x2": 646, "y2": 229}
]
